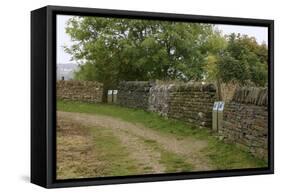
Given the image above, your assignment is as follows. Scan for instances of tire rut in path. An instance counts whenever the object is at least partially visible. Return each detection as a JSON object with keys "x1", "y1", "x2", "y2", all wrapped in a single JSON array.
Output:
[
  {"x1": 112, "y1": 129, "x2": 165, "y2": 173},
  {"x1": 58, "y1": 111, "x2": 213, "y2": 172}
]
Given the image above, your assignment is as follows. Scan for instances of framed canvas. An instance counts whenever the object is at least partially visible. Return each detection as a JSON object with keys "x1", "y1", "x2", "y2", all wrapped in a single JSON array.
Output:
[{"x1": 31, "y1": 5, "x2": 274, "y2": 188}]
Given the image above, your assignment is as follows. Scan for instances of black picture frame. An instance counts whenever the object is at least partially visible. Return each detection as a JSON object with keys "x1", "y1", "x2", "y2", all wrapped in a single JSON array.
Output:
[{"x1": 31, "y1": 5, "x2": 274, "y2": 188}]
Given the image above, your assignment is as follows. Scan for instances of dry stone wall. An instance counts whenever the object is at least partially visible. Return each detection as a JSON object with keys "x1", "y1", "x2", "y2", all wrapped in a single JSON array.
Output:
[
  {"x1": 167, "y1": 83, "x2": 217, "y2": 127},
  {"x1": 148, "y1": 83, "x2": 173, "y2": 116},
  {"x1": 117, "y1": 81, "x2": 152, "y2": 109},
  {"x1": 118, "y1": 81, "x2": 217, "y2": 127},
  {"x1": 220, "y1": 87, "x2": 268, "y2": 160},
  {"x1": 57, "y1": 80, "x2": 103, "y2": 103}
]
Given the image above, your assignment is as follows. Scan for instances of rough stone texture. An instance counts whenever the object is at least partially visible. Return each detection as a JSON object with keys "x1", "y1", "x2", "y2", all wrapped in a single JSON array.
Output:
[
  {"x1": 57, "y1": 80, "x2": 103, "y2": 103},
  {"x1": 118, "y1": 81, "x2": 217, "y2": 127},
  {"x1": 148, "y1": 83, "x2": 174, "y2": 116},
  {"x1": 167, "y1": 83, "x2": 217, "y2": 127},
  {"x1": 220, "y1": 87, "x2": 268, "y2": 160},
  {"x1": 117, "y1": 81, "x2": 152, "y2": 109}
]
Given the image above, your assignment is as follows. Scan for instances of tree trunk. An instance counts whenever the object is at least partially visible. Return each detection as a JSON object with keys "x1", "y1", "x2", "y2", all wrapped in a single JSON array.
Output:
[
  {"x1": 102, "y1": 85, "x2": 109, "y2": 103},
  {"x1": 217, "y1": 78, "x2": 222, "y2": 101}
]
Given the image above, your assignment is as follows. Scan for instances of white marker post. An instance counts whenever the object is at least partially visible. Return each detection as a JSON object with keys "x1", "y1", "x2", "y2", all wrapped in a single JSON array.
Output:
[
  {"x1": 217, "y1": 101, "x2": 225, "y2": 131},
  {"x1": 113, "y1": 90, "x2": 118, "y2": 103},
  {"x1": 212, "y1": 102, "x2": 219, "y2": 131},
  {"x1": 107, "y1": 90, "x2": 113, "y2": 103}
]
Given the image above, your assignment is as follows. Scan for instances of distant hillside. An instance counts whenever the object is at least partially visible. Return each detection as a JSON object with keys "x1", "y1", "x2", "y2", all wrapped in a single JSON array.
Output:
[{"x1": 57, "y1": 63, "x2": 79, "y2": 80}]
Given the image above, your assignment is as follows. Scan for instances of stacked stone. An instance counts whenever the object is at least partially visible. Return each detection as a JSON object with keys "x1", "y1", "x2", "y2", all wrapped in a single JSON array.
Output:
[
  {"x1": 57, "y1": 80, "x2": 103, "y2": 103},
  {"x1": 167, "y1": 83, "x2": 217, "y2": 127},
  {"x1": 148, "y1": 83, "x2": 174, "y2": 116},
  {"x1": 221, "y1": 87, "x2": 268, "y2": 160},
  {"x1": 117, "y1": 81, "x2": 152, "y2": 109}
]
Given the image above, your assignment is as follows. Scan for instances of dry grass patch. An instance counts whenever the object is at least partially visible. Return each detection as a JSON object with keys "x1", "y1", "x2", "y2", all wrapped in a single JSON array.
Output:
[
  {"x1": 57, "y1": 116, "x2": 105, "y2": 179},
  {"x1": 56, "y1": 114, "x2": 141, "y2": 179}
]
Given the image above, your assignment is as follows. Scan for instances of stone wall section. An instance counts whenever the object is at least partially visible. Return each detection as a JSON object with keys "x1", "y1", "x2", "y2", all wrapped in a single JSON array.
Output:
[
  {"x1": 167, "y1": 83, "x2": 217, "y2": 127},
  {"x1": 118, "y1": 81, "x2": 217, "y2": 127},
  {"x1": 220, "y1": 87, "x2": 268, "y2": 159},
  {"x1": 148, "y1": 83, "x2": 173, "y2": 116},
  {"x1": 57, "y1": 80, "x2": 103, "y2": 103},
  {"x1": 116, "y1": 81, "x2": 152, "y2": 109}
]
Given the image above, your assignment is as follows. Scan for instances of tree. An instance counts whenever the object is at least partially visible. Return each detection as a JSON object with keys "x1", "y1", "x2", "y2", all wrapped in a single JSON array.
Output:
[
  {"x1": 218, "y1": 33, "x2": 268, "y2": 86},
  {"x1": 203, "y1": 32, "x2": 268, "y2": 99},
  {"x1": 203, "y1": 30, "x2": 227, "y2": 100},
  {"x1": 65, "y1": 16, "x2": 213, "y2": 101}
]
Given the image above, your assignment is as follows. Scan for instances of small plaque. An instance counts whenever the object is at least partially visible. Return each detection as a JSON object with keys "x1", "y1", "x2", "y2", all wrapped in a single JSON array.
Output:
[
  {"x1": 213, "y1": 102, "x2": 219, "y2": 110},
  {"x1": 218, "y1": 101, "x2": 224, "y2": 111}
]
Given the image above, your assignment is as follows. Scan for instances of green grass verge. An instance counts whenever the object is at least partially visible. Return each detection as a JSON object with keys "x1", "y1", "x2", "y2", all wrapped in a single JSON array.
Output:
[
  {"x1": 201, "y1": 138, "x2": 267, "y2": 170},
  {"x1": 57, "y1": 100, "x2": 267, "y2": 170}
]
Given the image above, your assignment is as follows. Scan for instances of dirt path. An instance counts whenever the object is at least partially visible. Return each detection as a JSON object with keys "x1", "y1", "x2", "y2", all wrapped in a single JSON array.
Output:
[
  {"x1": 58, "y1": 111, "x2": 213, "y2": 172},
  {"x1": 112, "y1": 129, "x2": 165, "y2": 173}
]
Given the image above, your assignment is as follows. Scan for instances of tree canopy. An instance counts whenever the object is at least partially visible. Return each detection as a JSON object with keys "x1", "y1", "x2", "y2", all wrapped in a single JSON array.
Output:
[
  {"x1": 65, "y1": 16, "x2": 268, "y2": 96},
  {"x1": 218, "y1": 33, "x2": 268, "y2": 86},
  {"x1": 66, "y1": 17, "x2": 213, "y2": 84}
]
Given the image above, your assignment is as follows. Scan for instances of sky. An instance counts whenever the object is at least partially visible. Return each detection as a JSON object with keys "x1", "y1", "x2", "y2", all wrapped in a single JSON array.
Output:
[
  {"x1": 57, "y1": 16, "x2": 74, "y2": 64},
  {"x1": 57, "y1": 15, "x2": 268, "y2": 64}
]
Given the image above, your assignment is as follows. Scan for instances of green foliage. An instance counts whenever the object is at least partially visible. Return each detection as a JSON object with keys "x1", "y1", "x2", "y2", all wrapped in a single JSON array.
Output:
[
  {"x1": 218, "y1": 52, "x2": 249, "y2": 83},
  {"x1": 218, "y1": 33, "x2": 268, "y2": 86},
  {"x1": 66, "y1": 17, "x2": 213, "y2": 86},
  {"x1": 203, "y1": 32, "x2": 268, "y2": 88},
  {"x1": 65, "y1": 17, "x2": 268, "y2": 88},
  {"x1": 203, "y1": 31, "x2": 227, "y2": 78}
]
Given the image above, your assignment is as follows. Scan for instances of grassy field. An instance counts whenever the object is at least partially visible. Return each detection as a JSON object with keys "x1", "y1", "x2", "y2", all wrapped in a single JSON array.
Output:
[{"x1": 57, "y1": 100, "x2": 267, "y2": 179}]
